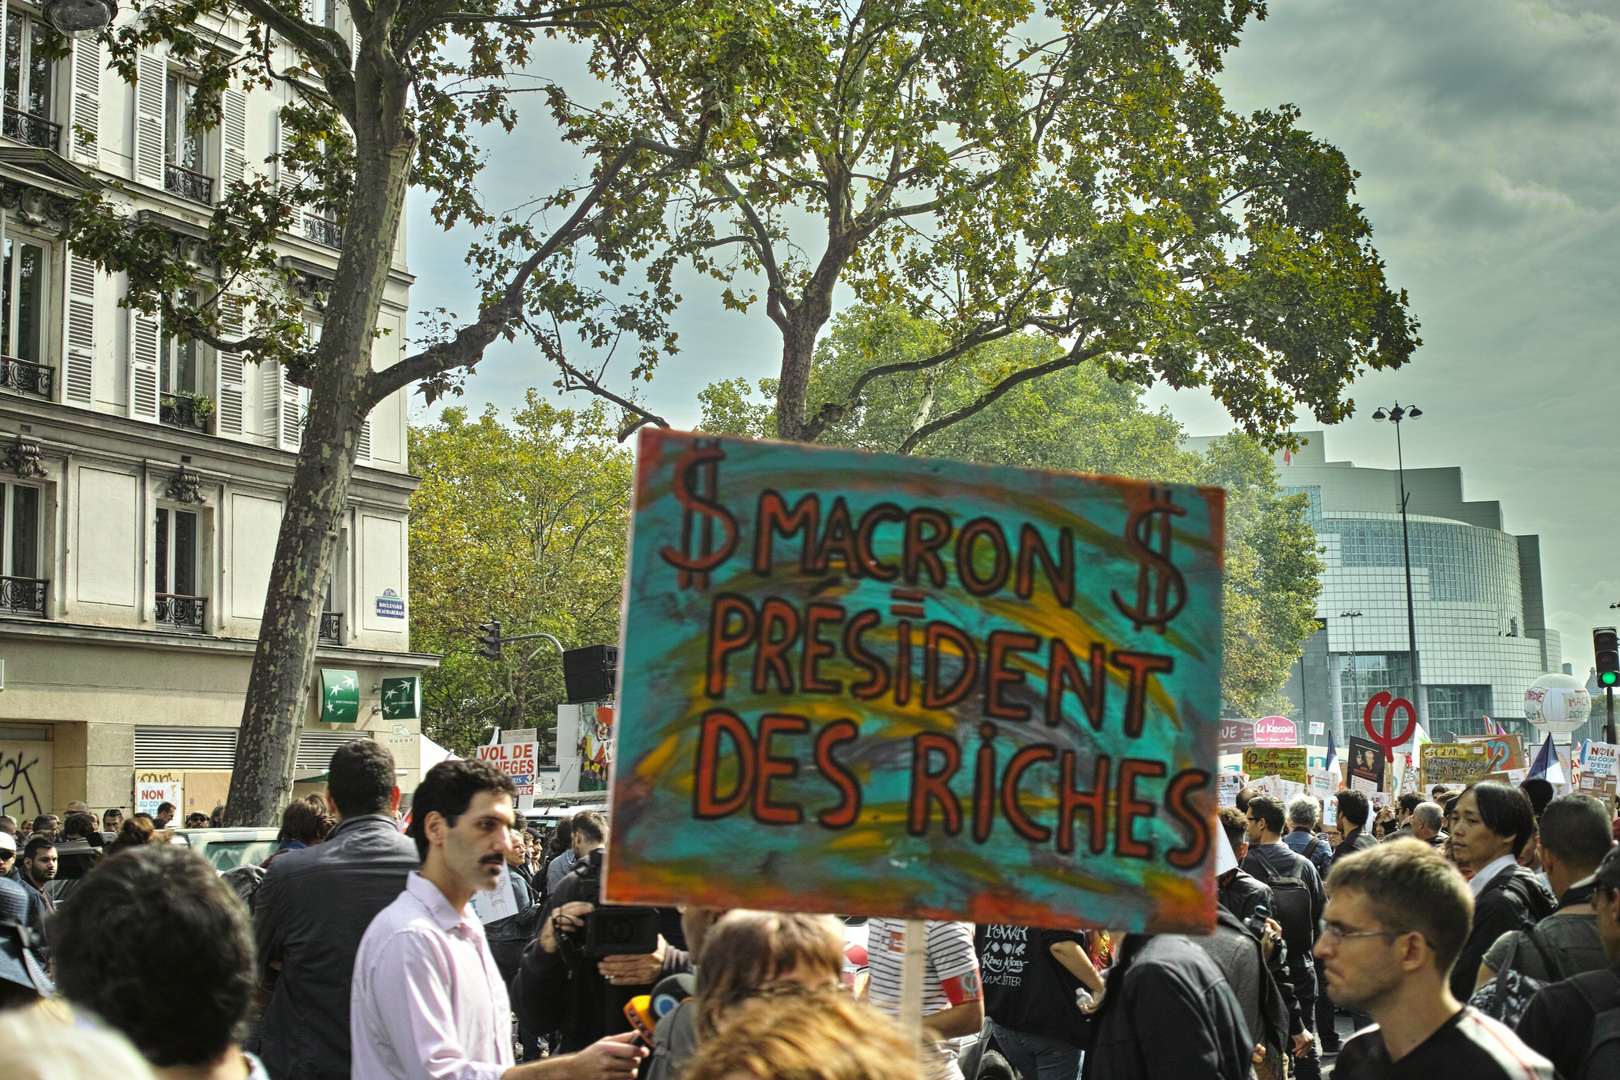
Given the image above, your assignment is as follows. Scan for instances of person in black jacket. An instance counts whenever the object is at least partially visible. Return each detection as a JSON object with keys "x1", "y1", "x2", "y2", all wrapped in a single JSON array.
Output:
[
  {"x1": 1243, "y1": 796, "x2": 1324, "y2": 1079},
  {"x1": 1081, "y1": 933, "x2": 1252, "y2": 1080},
  {"x1": 253, "y1": 739, "x2": 420, "y2": 1080},
  {"x1": 512, "y1": 810, "x2": 691, "y2": 1052},
  {"x1": 1335, "y1": 789, "x2": 1380, "y2": 857},
  {"x1": 1447, "y1": 781, "x2": 1555, "y2": 1003}
]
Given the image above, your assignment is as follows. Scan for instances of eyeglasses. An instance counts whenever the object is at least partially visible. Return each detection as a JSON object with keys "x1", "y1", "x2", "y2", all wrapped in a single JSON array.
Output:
[{"x1": 1318, "y1": 919, "x2": 1402, "y2": 944}]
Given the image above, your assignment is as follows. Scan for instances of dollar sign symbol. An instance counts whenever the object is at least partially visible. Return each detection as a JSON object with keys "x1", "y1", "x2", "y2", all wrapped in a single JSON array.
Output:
[
  {"x1": 659, "y1": 440, "x2": 738, "y2": 590},
  {"x1": 1112, "y1": 487, "x2": 1187, "y2": 633}
]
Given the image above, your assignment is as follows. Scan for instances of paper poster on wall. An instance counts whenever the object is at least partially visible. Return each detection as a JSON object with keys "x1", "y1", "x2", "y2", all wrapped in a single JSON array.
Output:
[
  {"x1": 607, "y1": 428, "x2": 1226, "y2": 933},
  {"x1": 134, "y1": 771, "x2": 183, "y2": 818}
]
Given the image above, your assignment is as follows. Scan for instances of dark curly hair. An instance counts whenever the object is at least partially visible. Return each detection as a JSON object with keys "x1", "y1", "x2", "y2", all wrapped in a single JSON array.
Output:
[
  {"x1": 51, "y1": 844, "x2": 257, "y2": 1067},
  {"x1": 407, "y1": 759, "x2": 517, "y2": 860}
]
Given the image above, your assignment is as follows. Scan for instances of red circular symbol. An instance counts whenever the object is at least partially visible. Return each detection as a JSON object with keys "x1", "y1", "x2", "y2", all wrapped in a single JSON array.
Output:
[{"x1": 1363, "y1": 692, "x2": 1417, "y2": 763}]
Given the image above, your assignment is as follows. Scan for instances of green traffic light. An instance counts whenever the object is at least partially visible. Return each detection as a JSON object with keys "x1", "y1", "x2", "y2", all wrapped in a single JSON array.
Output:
[{"x1": 1604, "y1": 671, "x2": 1619, "y2": 686}]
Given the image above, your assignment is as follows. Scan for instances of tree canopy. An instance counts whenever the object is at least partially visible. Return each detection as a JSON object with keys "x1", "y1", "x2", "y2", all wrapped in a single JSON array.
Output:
[{"x1": 410, "y1": 398, "x2": 631, "y2": 755}]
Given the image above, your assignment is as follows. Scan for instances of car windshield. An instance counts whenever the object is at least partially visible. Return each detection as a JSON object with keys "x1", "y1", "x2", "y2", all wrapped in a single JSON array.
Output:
[{"x1": 200, "y1": 840, "x2": 277, "y2": 871}]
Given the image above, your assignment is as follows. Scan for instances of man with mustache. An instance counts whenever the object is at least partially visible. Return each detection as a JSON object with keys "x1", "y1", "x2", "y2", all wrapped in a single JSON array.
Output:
[{"x1": 351, "y1": 758, "x2": 644, "y2": 1080}]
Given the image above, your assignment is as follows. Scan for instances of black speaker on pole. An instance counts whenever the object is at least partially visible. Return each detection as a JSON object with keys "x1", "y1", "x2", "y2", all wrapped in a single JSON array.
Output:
[{"x1": 562, "y1": 644, "x2": 618, "y2": 703}]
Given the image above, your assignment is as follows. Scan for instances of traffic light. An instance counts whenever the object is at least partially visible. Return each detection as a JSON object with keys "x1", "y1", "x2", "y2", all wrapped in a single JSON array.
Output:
[
  {"x1": 477, "y1": 619, "x2": 503, "y2": 661},
  {"x1": 563, "y1": 644, "x2": 618, "y2": 703},
  {"x1": 1596, "y1": 627, "x2": 1620, "y2": 689}
]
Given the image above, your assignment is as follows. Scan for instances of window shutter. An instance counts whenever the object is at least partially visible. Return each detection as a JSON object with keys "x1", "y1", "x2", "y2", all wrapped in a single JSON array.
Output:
[
  {"x1": 66, "y1": 37, "x2": 102, "y2": 164},
  {"x1": 134, "y1": 51, "x2": 166, "y2": 187},
  {"x1": 215, "y1": 294, "x2": 246, "y2": 437},
  {"x1": 273, "y1": 363, "x2": 305, "y2": 451},
  {"x1": 127, "y1": 309, "x2": 161, "y2": 422},
  {"x1": 272, "y1": 112, "x2": 305, "y2": 220},
  {"x1": 221, "y1": 88, "x2": 247, "y2": 188},
  {"x1": 259, "y1": 359, "x2": 281, "y2": 438},
  {"x1": 356, "y1": 417, "x2": 371, "y2": 463},
  {"x1": 62, "y1": 251, "x2": 97, "y2": 406},
  {"x1": 352, "y1": 25, "x2": 361, "y2": 68}
]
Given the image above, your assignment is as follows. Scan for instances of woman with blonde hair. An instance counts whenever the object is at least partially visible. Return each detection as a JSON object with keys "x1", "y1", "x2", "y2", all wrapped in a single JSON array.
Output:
[{"x1": 685, "y1": 988, "x2": 925, "y2": 1080}]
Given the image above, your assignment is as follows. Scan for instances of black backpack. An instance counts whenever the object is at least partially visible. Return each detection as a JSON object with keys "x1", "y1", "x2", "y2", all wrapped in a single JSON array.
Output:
[
  {"x1": 1248, "y1": 847, "x2": 1315, "y2": 961},
  {"x1": 1569, "y1": 969, "x2": 1620, "y2": 1080}
]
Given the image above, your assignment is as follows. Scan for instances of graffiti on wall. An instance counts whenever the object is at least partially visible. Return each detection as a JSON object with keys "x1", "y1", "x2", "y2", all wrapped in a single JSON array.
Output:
[{"x1": 0, "y1": 743, "x2": 50, "y2": 821}]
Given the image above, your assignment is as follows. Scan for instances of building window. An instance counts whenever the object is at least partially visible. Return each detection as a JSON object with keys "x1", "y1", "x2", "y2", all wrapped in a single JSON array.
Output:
[
  {"x1": 1336, "y1": 652, "x2": 1413, "y2": 729},
  {"x1": 1427, "y1": 686, "x2": 1494, "y2": 739},
  {"x1": 164, "y1": 75, "x2": 213, "y2": 203},
  {"x1": 2, "y1": 16, "x2": 60, "y2": 151},
  {"x1": 0, "y1": 236, "x2": 51, "y2": 399},
  {"x1": 0, "y1": 480, "x2": 44, "y2": 617},
  {"x1": 155, "y1": 507, "x2": 205, "y2": 632}
]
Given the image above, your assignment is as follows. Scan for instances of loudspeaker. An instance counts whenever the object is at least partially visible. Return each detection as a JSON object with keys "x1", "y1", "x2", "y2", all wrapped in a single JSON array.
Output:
[{"x1": 563, "y1": 644, "x2": 617, "y2": 703}]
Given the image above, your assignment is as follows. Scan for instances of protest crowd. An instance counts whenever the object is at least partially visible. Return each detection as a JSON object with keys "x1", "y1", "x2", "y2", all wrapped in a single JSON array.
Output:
[{"x1": 3, "y1": 740, "x2": 1619, "y2": 1080}]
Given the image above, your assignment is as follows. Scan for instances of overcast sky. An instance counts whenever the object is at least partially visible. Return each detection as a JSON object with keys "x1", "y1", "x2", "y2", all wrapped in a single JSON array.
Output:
[{"x1": 403, "y1": 0, "x2": 1620, "y2": 674}]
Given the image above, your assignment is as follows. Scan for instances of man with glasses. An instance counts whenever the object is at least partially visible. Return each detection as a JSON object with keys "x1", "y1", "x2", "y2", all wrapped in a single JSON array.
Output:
[{"x1": 1317, "y1": 839, "x2": 1552, "y2": 1078}]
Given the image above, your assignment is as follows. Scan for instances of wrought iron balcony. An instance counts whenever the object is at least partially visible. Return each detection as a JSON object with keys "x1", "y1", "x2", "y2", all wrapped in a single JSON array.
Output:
[
  {"x1": 303, "y1": 214, "x2": 343, "y2": 248},
  {"x1": 160, "y1": 393, "x2": 214, "y2": 433},
  {"x1": 2, "y1": 106, "x2": 60, "y2": 152},
  {"x1": 0, "y1": 576, "x2": 47, "y2": 618},
  {"x1": 319, "y1": 610, "x2": 343, "y2": 644},
  {"x1": 0, "y1": 356, "x2": 53, "y2": 399},
  {"x1": 165, "y1": 163, "x2": 214, "y2": 204},
  {"x1": 156, "y1": 593, "x2": 207, "y2": 633}
]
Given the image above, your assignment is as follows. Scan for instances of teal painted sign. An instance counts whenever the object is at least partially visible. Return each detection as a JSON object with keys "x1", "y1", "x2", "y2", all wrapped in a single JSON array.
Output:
[
  {"x1": 605, "y1": 430, "x2": 1225, "y2": 933},
  {"x1": 321, "y1": 669, "x2": 360, "y2": 724}
]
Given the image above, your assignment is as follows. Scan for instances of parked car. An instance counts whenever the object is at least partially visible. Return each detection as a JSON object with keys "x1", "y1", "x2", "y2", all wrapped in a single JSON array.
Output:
[{"x1": 171, "y1": 827, "x2": 281, "y2": 871}]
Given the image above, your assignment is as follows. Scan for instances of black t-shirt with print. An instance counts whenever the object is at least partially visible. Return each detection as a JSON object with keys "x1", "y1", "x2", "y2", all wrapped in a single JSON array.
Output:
[
  {"x1": 975, "y1": 924, "x2": 1087, "y2": 1044},
  {"x1": 1332, "y1": 1006, "x2": 1553, "y2": 1080}
]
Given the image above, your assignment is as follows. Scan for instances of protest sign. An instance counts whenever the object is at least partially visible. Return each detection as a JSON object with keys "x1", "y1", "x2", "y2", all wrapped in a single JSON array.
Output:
[
  {"x1": 1250, "y1": 774, "x2": 1305, "y2": 803},
  {"x1": 477, "y1": 741, "x2": 538, "y2": 797},
  {"x1": 1243, "y1": 747, "x2": 1307, "y2": 784},
  {"x1": 1578, "y1": 771, "x2": 1618, "y2": 799},
  {"x1": 607, "y1": 429, "x2": 1226, "y2": 933},
  {"x1": 1348, "y1": 736, "x2": 1385, "y2": 793},
  {"x1": 469, "y1": 866, "x2": 520, "y2": 924},
  {"x1": 1585, "y1": 741, "x2": 1619, "y2": 780},
  {"x1": 1218, "y1": 774, "x2": 1244, "y2": 808},
  {"x1": 1419, "y1": 742, "x2": 1494, "y2": 789},
  {"x1": 1456, "y1": 733, "x2": 1527, "y2": 774},
  {"x1": 134, "y1": 771, "x2": 183, "y2": 817}
]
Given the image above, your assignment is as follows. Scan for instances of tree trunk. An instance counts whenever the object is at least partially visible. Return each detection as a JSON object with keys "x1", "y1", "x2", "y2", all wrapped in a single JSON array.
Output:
[{"x1": 223, "y1": 63, "x2": 416, "y2": 826}]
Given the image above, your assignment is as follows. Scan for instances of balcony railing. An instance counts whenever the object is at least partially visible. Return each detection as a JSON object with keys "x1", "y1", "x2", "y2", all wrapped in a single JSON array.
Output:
[
  {"x1": 160, "y1": 393, "x2": 214, "y2": 433},
  {"x1": 0, "y1": 576, "x2": 47, "y2": 618},
  {"x1": 319, "y1": 610, "x2": 344, "y2": 644},
  {"x1": 156, "y1": 593, "x2": 207, "y2": 633},
  {"x1": 165, "y1": 163, "x2": 214, "y2": 204},
  {"x1": 3, "y1": 106, "x2": 60, "y2": 151},
  {"x1": 0, "y1": 356, "x2": 53, "y2": 399},
  {"x1": 303, "y1": 214, "x2": 343, "y2": 248}
]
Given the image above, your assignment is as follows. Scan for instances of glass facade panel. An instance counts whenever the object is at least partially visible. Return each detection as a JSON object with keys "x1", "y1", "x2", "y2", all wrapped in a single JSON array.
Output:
[
  {"x1": 1427, "y1": 685, "x2": 1493, "y2": 738},
  {"x1": 1337, "y1": 653, "x2": 1414, "y2": 729}
]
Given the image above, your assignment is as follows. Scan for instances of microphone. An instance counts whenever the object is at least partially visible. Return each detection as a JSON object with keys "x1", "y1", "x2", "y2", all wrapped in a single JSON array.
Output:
[{"x1": 625, "y1": 996, "x2": 659, "y2": 1047}]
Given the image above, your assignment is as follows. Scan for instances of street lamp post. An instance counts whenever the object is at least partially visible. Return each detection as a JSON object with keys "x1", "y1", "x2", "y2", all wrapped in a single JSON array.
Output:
[{"x1": 1372, "y1": 404, "x2": 1423, "y2": 734}]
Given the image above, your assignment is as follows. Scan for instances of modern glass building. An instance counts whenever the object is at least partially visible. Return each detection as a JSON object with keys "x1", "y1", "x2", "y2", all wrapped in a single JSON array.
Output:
[{"x1": 1186, "y1": 430, "x2": 1555, "y2": 749}]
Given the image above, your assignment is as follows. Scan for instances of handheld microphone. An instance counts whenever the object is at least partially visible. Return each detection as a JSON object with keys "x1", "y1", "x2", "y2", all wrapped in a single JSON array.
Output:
[
  {"x1": 625, "y1": 995, "x2": 659, "y2": 1047},
  {"x1": 649, "y1": 972, "x2": 695, "y2": 1021}
]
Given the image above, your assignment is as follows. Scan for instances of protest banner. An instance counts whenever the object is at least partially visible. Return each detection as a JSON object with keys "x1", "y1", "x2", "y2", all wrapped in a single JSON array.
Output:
[
  {"x1": 1585, "y1": 741, "x2": 1619, "y2": 780},
  {"x1": 1456, "y1": 733, "x2": 1527, "y2": 774},
  {"x1": 1348, "y1": 736, "x2": 1385, "y2": 794},
  {"x1": 1250, "y1": 774, "x2": 1305, "y2": 803},
  {"x1": 607, "y1": 429, "x2": 1225, "y2": 933},
  {"x1": 1578, "y1": 771, "x2": 1618, "y2": 799},
  {"x1": 1218, "y1": 774, "x2": 1244, "y2": 808},
  {"x1": 1243, "y1": 747, "x2": 1308, "y2": 785},
  {"x1": 1419, "y1": 743, "x2": 1494, "y2": 789},
  {"x1": 477, "y1": 741, "x2": 538, "y2": 798},
  {"x1": 134, "y1": 770, "x2": 183, "y2": 817}
]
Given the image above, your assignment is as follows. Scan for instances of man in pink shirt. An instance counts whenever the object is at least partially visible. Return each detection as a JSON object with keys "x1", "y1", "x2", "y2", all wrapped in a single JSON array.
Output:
[{"x1": 351, "y1": 759, "x2": 644, "y2": 1080}]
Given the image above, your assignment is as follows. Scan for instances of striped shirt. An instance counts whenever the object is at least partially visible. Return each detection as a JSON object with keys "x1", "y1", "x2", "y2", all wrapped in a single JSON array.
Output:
[{"x1": 865, "y1": 919, "x2": 981, "y2": 1080}]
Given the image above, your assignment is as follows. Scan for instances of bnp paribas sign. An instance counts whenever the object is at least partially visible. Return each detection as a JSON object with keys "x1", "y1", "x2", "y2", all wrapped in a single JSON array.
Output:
[{"x1": 321, "y1": 669, "x2": 360, "y2": 724}]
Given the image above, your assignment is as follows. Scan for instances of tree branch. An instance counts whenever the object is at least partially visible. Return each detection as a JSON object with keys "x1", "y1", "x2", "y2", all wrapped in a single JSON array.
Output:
[
  {"x1": 554, "y1": 358, "x2": 670, "y2": 441},
  {"x1": 896, "y1": 339, "x2": 1109, "y2": 454}
]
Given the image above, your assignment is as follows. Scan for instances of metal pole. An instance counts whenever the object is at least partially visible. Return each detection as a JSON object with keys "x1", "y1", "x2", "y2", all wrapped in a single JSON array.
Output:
[
  {"x1": 1395, "y1": 417, "x2": 1422, "y2": 729},
  {"x1": 1608, "y1": 686, "x2": 1615, "y2": 746}
]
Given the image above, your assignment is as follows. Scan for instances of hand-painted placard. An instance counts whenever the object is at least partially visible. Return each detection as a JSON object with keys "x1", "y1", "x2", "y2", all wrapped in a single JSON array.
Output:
[
  {"x1": 1455, "y1": 734, "x2": 1526, "y2": 774},
  {"x1": 478, "y1": 741, "x2": 538, "y2": 796},
  {"x1": 1243, "y1": 747, "x2": 1307, "y2": 784},
  {"x1": 1419, "y1": 743, "x2": 1493, "y2": 789},
  {"x1": 606, "y1": 429, "x2": 1225, "y2": 933}
]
